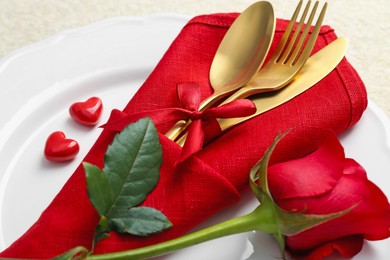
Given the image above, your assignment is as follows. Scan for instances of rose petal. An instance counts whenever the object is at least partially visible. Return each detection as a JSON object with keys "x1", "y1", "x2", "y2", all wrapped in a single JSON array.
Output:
[
  {"x1": 282, "y1": 159, "x2": 389, "y2": 254},
  {"x1": 268, "y1": 132, "x2": 345, "y2": 200},
  {"x1": 288, "y1": 235, "x2": 364, "y2": 260}
]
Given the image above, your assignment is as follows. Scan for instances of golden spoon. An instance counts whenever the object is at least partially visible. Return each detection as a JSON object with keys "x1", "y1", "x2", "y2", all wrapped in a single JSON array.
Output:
[{"x1": 165, "y1": 1, "x2": 275, "y2": 140}]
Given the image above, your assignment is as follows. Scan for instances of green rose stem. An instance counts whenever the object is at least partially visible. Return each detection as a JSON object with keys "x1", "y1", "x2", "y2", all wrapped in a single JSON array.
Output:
[
  {"x1": 54, "y1": 130, "x2": 352, "y2": 260},
  {"x1": 88, "y1": 203, "x2": 276, "y2": 260}
]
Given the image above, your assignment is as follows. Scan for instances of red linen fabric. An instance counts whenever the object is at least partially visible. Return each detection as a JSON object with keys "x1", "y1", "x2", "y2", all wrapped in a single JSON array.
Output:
[
  {"x1": 102, "y1": 82, "x2": 257, "y2": 164},
  {"x1": 0, "y1": 13, "x2": 367, "y2": 259}
]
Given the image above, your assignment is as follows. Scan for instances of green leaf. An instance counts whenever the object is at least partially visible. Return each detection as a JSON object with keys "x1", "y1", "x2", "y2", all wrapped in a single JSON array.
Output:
[
  {"x1": 52, "y1": 246, "x2": 88, "y2": 260},
  {"x1": 250, "y1": 131, "x2": 288, "y2": 203},
  {"x1": 110, "y1": 206, "x2": 173, "y2": 236},
  {"x1": 104, "y1": 118, "x2": 162, "y2": 218},
  {"x1": 94, "y1": 216, "x2": 110, "y2": 244},
  {"x1": 83, "y1": 118, "x2": 171, "y2": 241},
  {"x1": 84, "y1": 162, "x2": 112, "y2": 216},
  {"x1": 249, "y1": 160, "x2": 263, "y2": 202},
  {"x1": 277, "y1": 203, "x2": 357, "y2": 236}
]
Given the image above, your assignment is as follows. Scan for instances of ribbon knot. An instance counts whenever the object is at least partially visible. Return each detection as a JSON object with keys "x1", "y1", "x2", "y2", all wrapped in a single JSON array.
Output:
[
  {"x1": 189, "y1": 111, "x2": 203, "y2": 120},
  {"x1": 102, "y1": 82, "x2": 256, "y2": 164}
]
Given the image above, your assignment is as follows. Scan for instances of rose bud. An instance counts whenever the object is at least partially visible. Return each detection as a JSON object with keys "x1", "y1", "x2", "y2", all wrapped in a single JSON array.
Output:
[{"x1": 266, "y1": 131, "x2": 390, "y2": 259}]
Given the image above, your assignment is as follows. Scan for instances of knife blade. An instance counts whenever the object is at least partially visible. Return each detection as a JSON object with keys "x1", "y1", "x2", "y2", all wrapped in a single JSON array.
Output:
[{"x1": 177, "y1": 37, "x2": 348, "y2": 146}]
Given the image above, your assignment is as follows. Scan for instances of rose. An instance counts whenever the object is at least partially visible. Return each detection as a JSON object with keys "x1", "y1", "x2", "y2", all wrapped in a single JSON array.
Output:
[{"x1": 267, "y1": 132, "x2": 390, "y2": 259}]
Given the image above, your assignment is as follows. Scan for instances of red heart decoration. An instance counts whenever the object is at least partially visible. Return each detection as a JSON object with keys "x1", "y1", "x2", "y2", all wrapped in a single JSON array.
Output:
[
  {"x1": 44, "y1": 131, "x2": 79, "y2": 162},
  {"x1": 69, "y1": 97, "x2": 103, "y2": 126}
]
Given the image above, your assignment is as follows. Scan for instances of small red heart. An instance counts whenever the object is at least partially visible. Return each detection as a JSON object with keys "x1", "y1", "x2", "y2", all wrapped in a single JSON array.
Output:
[
  {"x1": 44, "y1": 131, "x2": 79, "y2": 162},
  {"x1": 69, "y1": 97, "x2": 103, "y2": 126}
]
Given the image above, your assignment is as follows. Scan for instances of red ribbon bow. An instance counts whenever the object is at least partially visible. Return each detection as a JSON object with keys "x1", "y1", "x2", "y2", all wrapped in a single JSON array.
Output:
[{"x1": 102, "y1": 83, "x2": 256, "y2": 164}]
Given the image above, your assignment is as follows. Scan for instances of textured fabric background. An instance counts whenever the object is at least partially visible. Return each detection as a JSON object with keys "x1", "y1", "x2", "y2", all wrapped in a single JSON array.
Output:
[{"x1": 0, "y1": 0, "x2": 389, "y2": 117}]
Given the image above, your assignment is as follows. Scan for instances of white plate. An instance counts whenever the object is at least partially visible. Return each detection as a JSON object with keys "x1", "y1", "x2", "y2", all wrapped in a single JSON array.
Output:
[{"x1": 0, "y1": 15, "x2": 389, "y2": 260}]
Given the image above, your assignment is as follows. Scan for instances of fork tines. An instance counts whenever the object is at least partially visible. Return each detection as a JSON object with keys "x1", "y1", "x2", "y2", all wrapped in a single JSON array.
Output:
[{"x1": 276, "y1": 0, "x2": 328, "y2": 66}]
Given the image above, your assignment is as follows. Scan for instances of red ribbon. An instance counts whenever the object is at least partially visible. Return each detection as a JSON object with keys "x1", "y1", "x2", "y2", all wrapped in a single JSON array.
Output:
[{"x1": 102, "y1": 83, "x2": 256, "y2": 164}]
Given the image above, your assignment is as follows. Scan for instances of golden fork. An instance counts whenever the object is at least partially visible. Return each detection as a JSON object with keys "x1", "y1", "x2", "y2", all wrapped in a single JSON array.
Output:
[
  {"x1": 175, "y1": 0, "x2": 328, "y2": 145},
  {"x1": 219, "y1": 0, "x2": 328, "y2": 105}
]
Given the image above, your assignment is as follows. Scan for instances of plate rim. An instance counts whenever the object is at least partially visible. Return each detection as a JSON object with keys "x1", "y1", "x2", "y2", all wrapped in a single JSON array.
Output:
[{"x1": 0, "y1": 14, "x2": 389, "y2": 259}]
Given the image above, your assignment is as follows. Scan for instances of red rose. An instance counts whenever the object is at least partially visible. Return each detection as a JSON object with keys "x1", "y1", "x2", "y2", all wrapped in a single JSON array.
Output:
[{"x1": 267, "y1": 132, "x2": 390, "y2": 259}]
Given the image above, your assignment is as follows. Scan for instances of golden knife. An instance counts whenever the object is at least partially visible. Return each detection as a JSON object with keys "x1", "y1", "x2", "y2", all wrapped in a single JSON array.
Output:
[
  {"x1": 177, "y1": 37, "x2": 348, "y2": 146},
  {"x1": 219, "y1": 37, "x2": 348, "y2": 131}
]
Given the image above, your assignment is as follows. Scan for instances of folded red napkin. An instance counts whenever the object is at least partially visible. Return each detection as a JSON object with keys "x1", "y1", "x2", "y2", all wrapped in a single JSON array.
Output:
[{"x1": 0, "y1": 13, "x2": 367, "y2": 259}]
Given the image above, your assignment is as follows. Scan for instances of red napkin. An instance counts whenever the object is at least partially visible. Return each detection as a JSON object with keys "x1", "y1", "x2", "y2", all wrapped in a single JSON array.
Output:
[{"x1": 0, "y1": 13, "x2": 367, "y2": 259}]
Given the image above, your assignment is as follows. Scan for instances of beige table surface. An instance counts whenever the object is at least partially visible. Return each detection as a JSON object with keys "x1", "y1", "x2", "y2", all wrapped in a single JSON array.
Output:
[{"x1": 1, "y1": 0, "x2": 389, "y2": 118}]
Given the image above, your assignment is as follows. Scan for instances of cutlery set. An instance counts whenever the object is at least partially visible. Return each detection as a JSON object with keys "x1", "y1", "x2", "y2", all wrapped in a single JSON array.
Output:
[{"x1": 165, "y1": 0, "x2": 343, "y2": 146}]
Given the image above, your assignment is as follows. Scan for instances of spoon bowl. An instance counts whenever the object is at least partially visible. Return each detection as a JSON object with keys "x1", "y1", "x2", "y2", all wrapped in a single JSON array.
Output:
[{"x1": 205, "y1": 1, "x2": 275, "y2": 110}]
